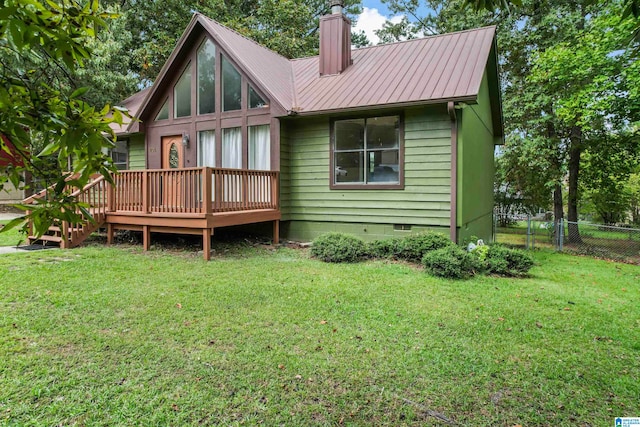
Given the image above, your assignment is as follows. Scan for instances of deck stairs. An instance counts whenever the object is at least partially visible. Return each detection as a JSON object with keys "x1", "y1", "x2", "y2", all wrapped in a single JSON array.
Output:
[{"x1": 24, "y1": 174, "x2": 109, "y2": 249}]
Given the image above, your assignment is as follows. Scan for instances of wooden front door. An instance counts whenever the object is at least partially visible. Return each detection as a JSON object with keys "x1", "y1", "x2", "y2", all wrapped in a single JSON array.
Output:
[
  {"x1": 161, "y1": 136, "x2": 184, "y2": 208},
  {"x1": 162, "y1": 136, "x2": 184, "y2": 169}
]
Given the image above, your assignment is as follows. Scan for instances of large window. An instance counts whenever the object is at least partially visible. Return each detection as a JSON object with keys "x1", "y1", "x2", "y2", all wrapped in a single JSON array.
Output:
[
  {"x1": 174, "y1": 64, "x2": 192, "y2": 118},
  {"x1": 197, "y1": 39, "x2": 216, "y2": 115},
  {"x1": 222, "y1": 127, "x2": 242, "y2": 168},
  {"x1": 333, "y1": 115, "x2": 401, "y2": 187},
  {"x1": 249, "y1": 125, "x2": 270, "y2": 170},
  {"x1": 197, "y1": 131, "x2": 216, "y2": 167},
  {"x1": 222, "y1": 56, "x2": 241, "y2": 111}
]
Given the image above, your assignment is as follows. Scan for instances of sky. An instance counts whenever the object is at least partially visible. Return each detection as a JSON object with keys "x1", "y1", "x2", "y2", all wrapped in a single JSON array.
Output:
[{"x1": 354, "y1": 1, "x2": 432, "y2": 45}]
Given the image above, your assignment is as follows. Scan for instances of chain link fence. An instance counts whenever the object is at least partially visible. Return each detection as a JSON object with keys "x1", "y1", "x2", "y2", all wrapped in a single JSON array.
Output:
[{"x1": 494, "y1": 213, "x2": 640, "y2": 264}]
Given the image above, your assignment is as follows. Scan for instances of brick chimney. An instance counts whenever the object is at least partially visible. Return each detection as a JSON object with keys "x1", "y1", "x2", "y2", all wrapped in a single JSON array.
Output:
[{"x1": 319, "y1": 0, "x2": 352, "y2": 76}]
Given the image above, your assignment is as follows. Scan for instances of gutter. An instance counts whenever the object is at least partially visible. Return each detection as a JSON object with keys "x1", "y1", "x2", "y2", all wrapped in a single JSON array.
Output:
[{"x1": 447, "y1": 101, "x2": 458, "y2": 244}]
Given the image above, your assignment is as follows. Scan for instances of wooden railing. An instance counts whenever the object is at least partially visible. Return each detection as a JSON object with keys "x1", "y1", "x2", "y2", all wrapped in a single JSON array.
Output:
[
  {"x1": 63, "y1": 175, "x2": 109, "y2": 247},
  {"x1": 110, "y1": 167, "x2": 279, "y2": 215}
]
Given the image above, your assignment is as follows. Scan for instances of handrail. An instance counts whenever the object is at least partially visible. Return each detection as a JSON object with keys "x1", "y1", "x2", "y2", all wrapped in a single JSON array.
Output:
[{"x1": 111, "y1": 167, "x2": 279, "y2": 215}]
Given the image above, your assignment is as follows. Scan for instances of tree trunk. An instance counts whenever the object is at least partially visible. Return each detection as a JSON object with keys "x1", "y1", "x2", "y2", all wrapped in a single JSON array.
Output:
[
  {"x1": 567, "y1": 126, "x2": 582, "y2": 244},
  {"x1": 553, "y1": 183, "x2": 563, "y2": 247}
]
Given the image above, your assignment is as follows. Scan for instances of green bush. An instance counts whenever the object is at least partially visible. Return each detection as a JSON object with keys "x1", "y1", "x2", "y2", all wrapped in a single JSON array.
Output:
[
  {"x1": 484, "y1": 245, "x2": 534, "y2": 276},
  {"x1": 422, "y1": 245, "x2": 484, "y2": 279},
  {"x1": 310, "y1": 232, "x2": 367, "y2": 263},
  {"x1": 367, "y1": 237, "x2": 403, "y2": 259},
  {"x1": 398, "y1": 232, "x2": 454, "y2": 262}
]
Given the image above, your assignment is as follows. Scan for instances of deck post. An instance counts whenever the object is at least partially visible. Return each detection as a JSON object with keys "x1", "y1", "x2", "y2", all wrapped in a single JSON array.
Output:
[
  {"x1": 273, "y1": 220, "x2": 280, "y2": 245},
  {"x1": 142, "y1": 171, "x2": 150, "y2": 214},
  {"x1": 202, "y1": 228, "x2": 211, "y2": 261},
  {"x1": 107, "y1": 181, "x2": 115, "y2": 212},
  {"x1": 106, "y1": 223, "x2": 114, "y2": 245},
  {"x1": 203, "y1": 168, "x2": 212, "y2": 214},
  {"x1": 142, "y1": 225, "x2": 150, "y2": 251}
]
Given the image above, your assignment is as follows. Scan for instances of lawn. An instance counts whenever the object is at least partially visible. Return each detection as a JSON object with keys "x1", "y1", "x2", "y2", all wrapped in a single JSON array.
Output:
[
  {"x1": 0, "y1": 241, "x2": 638, "y2": 426},
  {"x1": 0, "y1": 219, "x2": 27, "y2": 247}
]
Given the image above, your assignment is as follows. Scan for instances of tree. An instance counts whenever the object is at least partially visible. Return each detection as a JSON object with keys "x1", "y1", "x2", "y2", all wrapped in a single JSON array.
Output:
[
  {"x1": 105, "y1": 0, "x2": 363, "y2": 83},
  {"x1": 0, "y1": 0, "x2": 125, "y2": 237},
  {"x1": 380, "y1": 0, "x2": 639, "y2": 243}
]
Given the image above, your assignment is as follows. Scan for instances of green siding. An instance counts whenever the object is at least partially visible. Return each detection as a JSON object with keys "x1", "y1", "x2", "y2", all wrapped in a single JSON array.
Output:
[
  {"x1": 280, "y1": 106, "x2": 452, "y2": 241},
  {"x1": 128, "y1": 135, "x2": 146, "y2": 170},
  {"x1": 458, "y1": 71, "x2": 496, "y2": 243}
]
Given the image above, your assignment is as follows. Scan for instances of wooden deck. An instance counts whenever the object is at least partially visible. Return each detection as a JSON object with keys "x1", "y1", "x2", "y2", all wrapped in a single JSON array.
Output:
[{"x1": 106, "y1": 167, "x2": 281, "y2": 260}]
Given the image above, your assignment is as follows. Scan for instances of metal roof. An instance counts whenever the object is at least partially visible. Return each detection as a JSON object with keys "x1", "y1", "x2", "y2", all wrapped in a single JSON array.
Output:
[
  {"x1": 128, "y1": 14, "x2": 498, "y2": 130},
  {"x1": 110, "y1": 87, "x2": 150, "y2": 135},
  {"x1": 291, "y1": 26, "x2": 496, "y2": 114}
]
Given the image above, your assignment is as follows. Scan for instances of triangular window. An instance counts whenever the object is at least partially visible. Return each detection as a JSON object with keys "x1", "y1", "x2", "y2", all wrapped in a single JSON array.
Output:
[
  {"x1": 248, "y1": 85, "x2": 267, "y2": 109},
  {"x1": 155, "y1": 99, "x2": 169, "y2": 121}
]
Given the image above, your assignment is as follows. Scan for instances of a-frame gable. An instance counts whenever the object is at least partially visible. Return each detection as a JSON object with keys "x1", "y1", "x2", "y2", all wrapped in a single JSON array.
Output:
[{"x1": 133, "y1": 13, "x2": 291, "y2": 130}]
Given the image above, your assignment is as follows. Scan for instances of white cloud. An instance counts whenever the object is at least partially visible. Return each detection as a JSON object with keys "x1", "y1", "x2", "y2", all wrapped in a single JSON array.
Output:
[{"x1": 354, "y1": 7, "x2": 404, "y2": 46}]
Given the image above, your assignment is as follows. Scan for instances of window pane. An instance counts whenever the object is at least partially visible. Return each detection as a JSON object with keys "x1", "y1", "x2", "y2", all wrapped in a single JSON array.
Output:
[
  {"x1": 335, "y1": 119, "x2": 364, "y2": 150},
  {"x1": 248, "y1": 85, "x2": 266, "y2": 109},
  {"x1": 197, "y1": 39, "x2": 216, "y2": 115},
  {"x1": 155, "y1": 99, "x2": 169, "y2": 121},
  {"x1": 174, "y1": 64, "x2": 192, "y2": 117},
  {"x1": 197, "y1": 130, "x2": 216, "y2": 167},
  {"x1": 335, "y1": 151, "x2": 363, "y2": 183},
  {"x1": 111, "y1": 140, "x2": 128, "y2": 170},
  {"x1": 222, "y1": 56, "x2": 241, "y2": 111},
  {"x1": 222, "y1": 127, "x2": 242, "y2": 168},
  {"x1": 249, "y1": 125, "x2": 270, "y2": 170},
  {"x1": 366, "y1": 115, "x2": 399, "y2": 149},
  {"x1": 367, "y1": 150, "x2": 399, "y2": 183}
]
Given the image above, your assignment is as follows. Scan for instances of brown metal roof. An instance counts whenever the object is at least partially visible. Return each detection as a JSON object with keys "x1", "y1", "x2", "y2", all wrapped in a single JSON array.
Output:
[
  {"x1": 199, "y1": 15, "x2": 294, "y2": 113},
  {"x1": 128, "y1": 15, "x2": 498, "y2": 131},
  {"x1": 290, "y1": 26, "x2": 496, "y2": 114},
  {"x1": 110, "y1": 87, "x2": 150, "y2": 135}
]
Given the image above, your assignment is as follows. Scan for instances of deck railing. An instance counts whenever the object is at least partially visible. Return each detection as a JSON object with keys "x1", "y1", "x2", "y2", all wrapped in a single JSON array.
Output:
[{"x1": 110, "y1": 167, "x2": 279, "y2": 215}]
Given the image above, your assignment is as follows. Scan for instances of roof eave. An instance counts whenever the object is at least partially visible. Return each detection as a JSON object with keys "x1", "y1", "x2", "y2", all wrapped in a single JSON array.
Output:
[{"x1": 281, "y1": 95, "x2": 478, "y2": 118}]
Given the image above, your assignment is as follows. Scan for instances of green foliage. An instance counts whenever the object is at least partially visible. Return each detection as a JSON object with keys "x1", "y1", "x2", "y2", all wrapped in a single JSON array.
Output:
[
  {"x1": 422, "y1": 245, "x2": 484, "y2": 279},
  {"x1": 484, "y1": 244, "x2": 534, "y2": 276},
  {"x1": 107, "y1": 0, "x2": 363, "y2": 82},
  {"x1": 310, "y1": 232, "x2": 367, "y2": 263},
  {"x1": 367, "y1": 237, "x2": 404, "y2": 259},
  {"x1": 0, "y1": 0, "x2": 126, "y2": 238},
  {"x1": 396, "y1": 232, "x2": 455, "y2": 262}
]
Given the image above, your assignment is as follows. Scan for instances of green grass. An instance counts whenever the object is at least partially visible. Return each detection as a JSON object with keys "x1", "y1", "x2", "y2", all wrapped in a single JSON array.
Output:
[
  {"x1": 1, "y1": 243, "x2": 639, "y2": 426},
  {"x1": 0, "y1": 220, "x2": 28, "y2": 247}
]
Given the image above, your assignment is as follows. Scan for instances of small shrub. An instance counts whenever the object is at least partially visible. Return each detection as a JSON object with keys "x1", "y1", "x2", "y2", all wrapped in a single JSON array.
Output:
[
  {"x1": 397, "y1": 232, "x2": 454, "y2": 262},
  {"x1": 367, "y1": 237, "x2": 403, "y2": 259},
  {"x1": 422, "y1": 245, "x2": 484, "y2": 279},
  {"x1": 311, "y1": 232, "x2": 367, "y2": 263},
  {"x1": 484, "y1": 245, "x2": 534, "y2": 276}
]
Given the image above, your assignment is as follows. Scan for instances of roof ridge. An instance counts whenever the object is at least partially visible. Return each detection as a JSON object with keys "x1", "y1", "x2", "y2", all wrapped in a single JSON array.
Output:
[{"x1": 197, "y1": 13, "x2": 291, "y2": 62}]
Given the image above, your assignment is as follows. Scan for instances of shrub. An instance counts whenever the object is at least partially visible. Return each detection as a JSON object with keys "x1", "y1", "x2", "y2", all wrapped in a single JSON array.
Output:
[
  {"x1": 310, "y1": 232, "x2": 367, "y2": 263},
  {"x1": 422, "y1": 245, "x2": 484, "y2": 279},
  {"x1": 484, "y1": 245, "x2": 534, "y2": 276},
  {"x1": 367, "y1": 237, "x2": 403, "y2": 259},
  {"x1": 398, "y1": 232, "x2": 454, "y2": 262}
]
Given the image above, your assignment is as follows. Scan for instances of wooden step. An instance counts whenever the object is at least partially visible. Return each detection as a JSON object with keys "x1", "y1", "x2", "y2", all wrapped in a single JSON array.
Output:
[{"x1": 29, "y1": 234, "x2": 62, "y2": 243}]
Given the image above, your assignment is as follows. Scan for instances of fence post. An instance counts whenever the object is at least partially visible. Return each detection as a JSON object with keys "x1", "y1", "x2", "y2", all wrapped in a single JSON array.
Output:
[
  {"x1": 526, "y1": 215, "x2": 531, "y2": 250},
  {"x1": 558, "y1": 219, "x2": 564, "y2": 251}
]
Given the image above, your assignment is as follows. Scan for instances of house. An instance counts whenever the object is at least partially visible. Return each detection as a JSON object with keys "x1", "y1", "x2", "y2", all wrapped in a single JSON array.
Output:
[
  {"x1": 28, "y1": 2, "x2": 503, "y2": 258},
  {"x1": 0, "y1": 135, "x2": 27, "y2": 204}
]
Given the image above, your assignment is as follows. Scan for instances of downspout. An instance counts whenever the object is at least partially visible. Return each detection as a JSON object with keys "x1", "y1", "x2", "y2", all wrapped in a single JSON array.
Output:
[{"x1": 447, "y1": 101, "x2": 458, "y2": 244}]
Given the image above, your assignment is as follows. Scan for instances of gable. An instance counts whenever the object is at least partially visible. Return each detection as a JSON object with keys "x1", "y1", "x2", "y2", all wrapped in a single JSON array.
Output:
[
  {"x1": 136, "y1": 14, "x2": 289, "y2": 125},
  {"x1": 130, "y1": 14, "x2": 501, "y2": 133}
]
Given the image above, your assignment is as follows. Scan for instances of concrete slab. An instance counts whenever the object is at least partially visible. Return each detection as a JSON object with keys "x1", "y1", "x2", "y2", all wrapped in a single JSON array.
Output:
[{"x1": 0, "y1": 213, "x2": 24, "y2": 221}]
